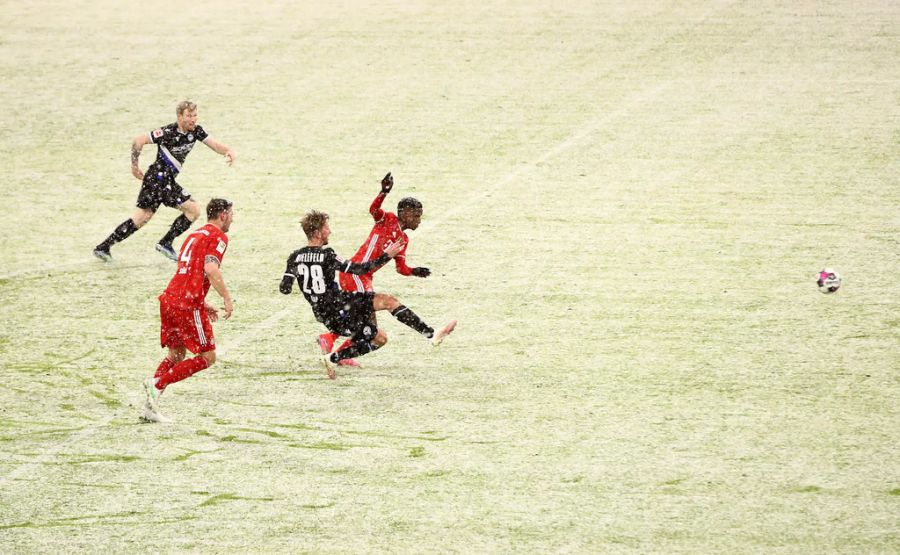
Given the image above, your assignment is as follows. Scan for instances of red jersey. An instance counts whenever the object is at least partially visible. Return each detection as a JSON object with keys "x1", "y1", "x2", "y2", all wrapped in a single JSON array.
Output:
[
  {"x1": 162, "y1": 224, "x2": 229, "y2": 309},
  {"x1": 342, "y1": 193, "x2": 413, "y2": 281}
]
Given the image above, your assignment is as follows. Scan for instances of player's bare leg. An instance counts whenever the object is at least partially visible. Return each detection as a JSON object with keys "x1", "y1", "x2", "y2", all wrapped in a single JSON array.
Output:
[{"x1": 372, "y1": 293, "x2": 455, "y2": 345}]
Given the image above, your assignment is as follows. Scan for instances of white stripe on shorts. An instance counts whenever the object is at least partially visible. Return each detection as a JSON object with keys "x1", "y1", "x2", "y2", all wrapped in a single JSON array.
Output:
[{"x1": 194, "y1": 309, "x2": 207, "y2": 346}]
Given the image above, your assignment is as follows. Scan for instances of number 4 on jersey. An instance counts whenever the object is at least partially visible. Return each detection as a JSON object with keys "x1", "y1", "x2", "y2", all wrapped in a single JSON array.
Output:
[{"x1": 177, "y1": 237, "x2": 196, "y2": 274}]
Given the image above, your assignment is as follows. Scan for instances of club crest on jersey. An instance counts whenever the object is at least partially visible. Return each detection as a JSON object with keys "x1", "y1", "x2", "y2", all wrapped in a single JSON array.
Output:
[{"x1": 187, "y1": 134, "x2": 194, "y2": 141}]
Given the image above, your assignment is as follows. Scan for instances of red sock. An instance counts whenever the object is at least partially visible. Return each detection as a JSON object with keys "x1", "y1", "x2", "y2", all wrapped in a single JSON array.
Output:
[
  {"x1": 327, "y1": 332, "x2": 340, "y2": 344},
  {"x1": 156, "y1": 356, "x2": 210, "y2": 390},
  {"x1": 336, "y1": 339, "x2": 353, "y2": 352},
  {"x1": 154, "y1": 357, "x2": 176, "y2": 379}
]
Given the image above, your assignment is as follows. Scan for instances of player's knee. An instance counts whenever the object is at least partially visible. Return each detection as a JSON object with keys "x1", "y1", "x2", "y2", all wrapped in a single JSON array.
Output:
[
  {"x1": 375, "y1": 293, "x2": 400, "y2": 311},
  {"x1": 373, "y1": 329, "x2": 388, "y2": 346},
  {"x1": 184, "y1": 200, "x2": 201, "y2": 221},
  {"x1": 132, "y1": 209, "x2": 153, "y2": 228}
]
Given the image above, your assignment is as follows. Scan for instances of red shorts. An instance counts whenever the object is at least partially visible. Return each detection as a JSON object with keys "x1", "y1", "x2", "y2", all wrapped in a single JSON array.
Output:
[
  {"x1": 339, "y1": 272, "x2": 374, "y2": 293},
  {"x1": 159, "y1": 295, "x2": 215, "y2": 353}
]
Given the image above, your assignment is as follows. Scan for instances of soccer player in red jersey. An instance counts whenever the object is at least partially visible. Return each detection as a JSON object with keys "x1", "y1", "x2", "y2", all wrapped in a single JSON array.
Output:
[
  {"x1": 141, "y1": 198, "x2": 235, "y2": 423},
  {"x1": 317, "y1": 173, "x2": 432, "y2": 366}
]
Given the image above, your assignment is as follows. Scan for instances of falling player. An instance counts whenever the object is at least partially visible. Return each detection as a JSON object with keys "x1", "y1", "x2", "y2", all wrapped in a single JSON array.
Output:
[
  {"x1": 280, "y1": 210, "x2": 456, "y2": 379},
  {"x1": 93, "y1": 100, "x2": 236, "y2": 262},
  {"x1": 317, "y1": 172, "x2": 432, "y2": 366},
  {"x1": 141, "y1": 199, "x2": 235, "y2": 423}
]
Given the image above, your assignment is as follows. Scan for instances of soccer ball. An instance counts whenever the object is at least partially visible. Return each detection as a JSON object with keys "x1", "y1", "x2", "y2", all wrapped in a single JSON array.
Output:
[{"x1": 817, "y1": 268, "x2": 841, "y2": 294}]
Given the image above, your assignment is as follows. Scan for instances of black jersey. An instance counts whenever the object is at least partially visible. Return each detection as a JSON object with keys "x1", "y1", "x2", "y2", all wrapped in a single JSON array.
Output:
[
  {"x1": 147, "y1": 123, "x2": 209, "y2": 175},
  {"x1": 280, "y1": 246, "x2": 389, "y2": 321}
]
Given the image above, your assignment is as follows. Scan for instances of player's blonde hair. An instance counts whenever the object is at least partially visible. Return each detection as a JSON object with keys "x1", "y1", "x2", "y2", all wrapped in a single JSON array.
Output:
[
  {"x1": 176, "y1": 100, "x2": 197, "y2": 115},
  {"x1": 301, "y1": 210, "x2": 329, "y2": 239}
]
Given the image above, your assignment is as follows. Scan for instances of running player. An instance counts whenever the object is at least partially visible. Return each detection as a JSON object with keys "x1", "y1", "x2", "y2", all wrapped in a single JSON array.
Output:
[
  {"x1": 93, "y1": 100, "x2": 236, "y2": 262},
  {"x1": 317, "y1": 172, "x2": 432, "y2": 366},
  {"x1": 281, "y1": 210, "x2": 456, "y2": 379},
  {"x1": 141, "y1": 198, "x2": 235, "y2": 423}
]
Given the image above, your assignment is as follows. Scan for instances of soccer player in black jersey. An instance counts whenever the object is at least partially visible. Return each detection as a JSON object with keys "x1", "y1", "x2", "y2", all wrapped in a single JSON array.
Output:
[
  {"x1": 93, "y1": 100, "x2": 236, "y2": 262},
  {"x1": 280, "y1": 210, "x2": 456, "y2": 379}
]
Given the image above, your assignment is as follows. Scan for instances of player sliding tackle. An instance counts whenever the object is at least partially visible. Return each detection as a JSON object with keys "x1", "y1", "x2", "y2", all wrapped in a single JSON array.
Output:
[
  {"x1": 280, "y1": 210, "x2": 456, "y2": 379},
  {"x1": 317, "y1": 172, "x2": 432, "y2": 367}
]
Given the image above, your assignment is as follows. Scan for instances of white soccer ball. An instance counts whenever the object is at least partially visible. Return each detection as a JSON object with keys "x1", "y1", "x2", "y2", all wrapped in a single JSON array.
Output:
[{"x1": 817, "y1": 268, "x2": 841, "y2": 294}]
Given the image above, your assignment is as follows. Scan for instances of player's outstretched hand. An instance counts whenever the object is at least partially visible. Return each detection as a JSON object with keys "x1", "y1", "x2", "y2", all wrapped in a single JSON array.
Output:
[
  {"x1": 224, "y1": 150, "x2": 236, "y2": 166},
  {"x1": 411, "y1": 267, "x2": 431, "y2": 278},
  {"x1": 223, "y1": 298, "x2": 234, "y2": 320},
  {"x1": 384, "y1": 240, "x2": 405, "y2": 258},
  {"x1": 381, "y1": 172, "x2": 393, "y2": 194}
]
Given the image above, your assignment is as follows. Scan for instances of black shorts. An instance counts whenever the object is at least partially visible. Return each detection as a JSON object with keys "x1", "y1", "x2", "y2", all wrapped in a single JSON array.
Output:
[
  {"x1": 320, "y1": 291, "x2": 377, "y2": 341},
  {"x1": 136, "y1": 167, "x2": 191, "y2": 211}
]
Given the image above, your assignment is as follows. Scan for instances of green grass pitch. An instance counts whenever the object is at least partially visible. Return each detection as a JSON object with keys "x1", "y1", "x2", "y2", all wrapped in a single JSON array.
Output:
[{"x1": 1, "y1": 1, "x2": 898, "y2": 551}]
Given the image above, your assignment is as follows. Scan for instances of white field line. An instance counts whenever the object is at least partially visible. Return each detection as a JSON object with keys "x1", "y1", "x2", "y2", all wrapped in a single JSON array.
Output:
[
  {"x1": 418, "y1": 83, "x2": 671, "y2": 231},
  {"x1": 1, "y1": 2, "x2": 737, "y2": 501},
  {"x1": 3, "y1": 0, "x2": 739, "y2": 488},
  {"x1": 0, "y1": 310, "x2": 295, "y2": 493},
  {"x1": 0, "y1": 84, "x2": 670, "y2": 494}
]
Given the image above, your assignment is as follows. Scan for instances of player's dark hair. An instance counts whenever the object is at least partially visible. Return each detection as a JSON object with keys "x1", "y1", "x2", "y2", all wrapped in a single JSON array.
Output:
[
  {"x1": 301, "y1": 210, "x2": 329, "y2": 239},
  {"x1": 397, "y1": 197, "x2": 422, "y2": 214},
  {"x1": 177, "y1": 100, "x2": 197, "y2": 115},
  {"x1": 207, "y1": 198, "x2": 233, "y2": 220}
]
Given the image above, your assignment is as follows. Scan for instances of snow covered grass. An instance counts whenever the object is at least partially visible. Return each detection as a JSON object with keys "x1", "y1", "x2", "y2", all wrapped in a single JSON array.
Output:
[{"x1": 1, "y1": 0, "x2": 899, "y2": 551}]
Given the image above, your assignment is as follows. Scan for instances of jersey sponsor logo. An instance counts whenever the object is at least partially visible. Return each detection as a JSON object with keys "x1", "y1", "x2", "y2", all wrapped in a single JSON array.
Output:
[{"x1": 216, "y1": 240, "x2": 227, "y2": 254}]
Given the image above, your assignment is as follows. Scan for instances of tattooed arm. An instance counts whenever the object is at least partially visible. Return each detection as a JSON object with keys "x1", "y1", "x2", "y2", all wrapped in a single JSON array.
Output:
[{"x1": 131, "y1": 133, "x2": 152, "y2": 180}]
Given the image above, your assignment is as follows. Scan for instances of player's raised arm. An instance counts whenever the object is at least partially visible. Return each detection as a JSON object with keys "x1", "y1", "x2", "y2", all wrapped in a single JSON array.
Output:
[
  {"x1": 369, "y1": 172, "x2": 392, "y2": 221},
  {"x1": 203, "y1": 137, "x2": 236, "y2": 166},
  {"x1": 131, "y1": 133, "x2": 152, "y2": 180},
  {"x1": 279, "y1": 255, "x2": 296, "y2": 294}
]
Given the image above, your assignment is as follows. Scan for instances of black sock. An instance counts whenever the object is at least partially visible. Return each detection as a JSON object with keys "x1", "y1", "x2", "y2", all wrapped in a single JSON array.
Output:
[
  {"x1": 331, "y1": 340, "x2": 381, "y2": 362},
  {"x1": 97, "y1": 218, "x2": 138, "y2": 251},
  {"x1": 390, "y1": 305, "x2": 434, "y2": 338},
  {"x1": 159, "y1": 214, "x2": 193, "y2": 246}
]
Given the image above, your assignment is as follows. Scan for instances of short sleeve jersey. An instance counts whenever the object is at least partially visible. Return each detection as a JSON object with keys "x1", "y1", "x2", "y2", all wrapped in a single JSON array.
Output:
[
  {"x1": 162, "y1": 224, "x2": 228, "y2": 309},
  {"x1": 283, "y1": 247, "x2": 349, "y2": 319},
  {"x1": 348, "y1": 212, "x2": 409, "y2": 274},
  {"x1": 148, "y1": 123, "x2": 209, "y2": 174}
]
